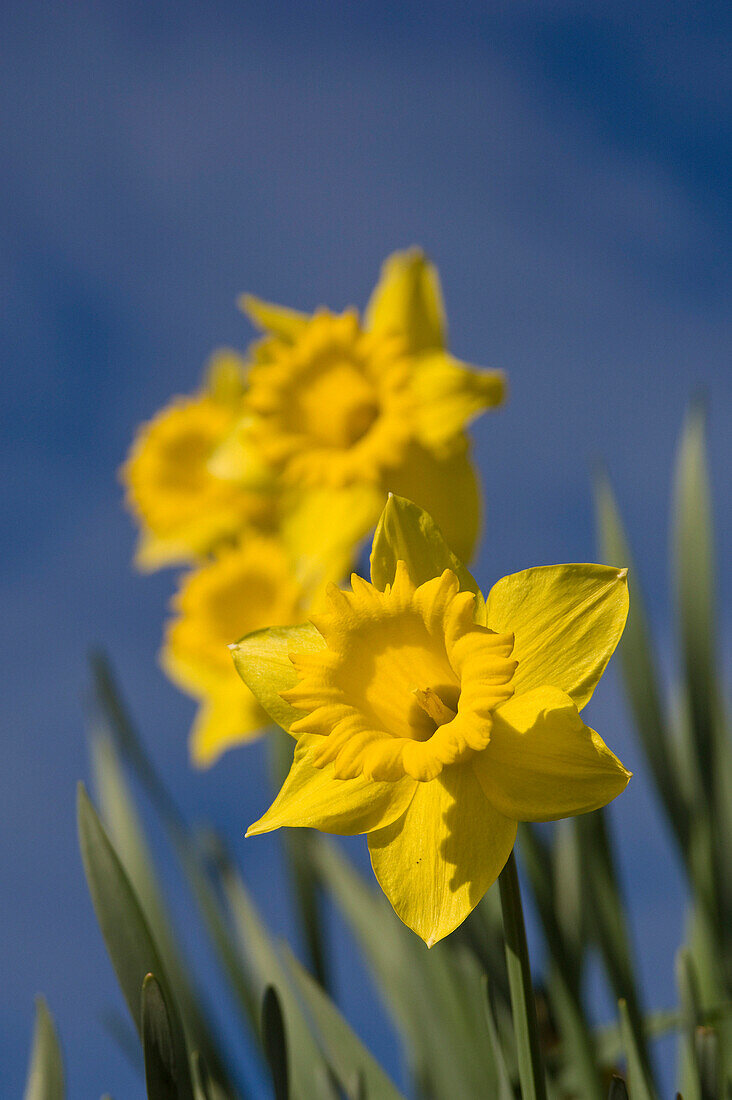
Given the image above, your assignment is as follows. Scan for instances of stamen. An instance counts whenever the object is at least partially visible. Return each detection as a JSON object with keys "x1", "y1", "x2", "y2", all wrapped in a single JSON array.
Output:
[{"x1": 412, "y1": 687, "x2": 457, "y2": 726}]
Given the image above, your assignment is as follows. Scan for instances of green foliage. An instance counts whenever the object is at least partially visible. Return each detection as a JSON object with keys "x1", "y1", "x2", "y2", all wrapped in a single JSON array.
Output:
[{"x1": 23, "y1": 997, "x2": 64, "y2": 1100}]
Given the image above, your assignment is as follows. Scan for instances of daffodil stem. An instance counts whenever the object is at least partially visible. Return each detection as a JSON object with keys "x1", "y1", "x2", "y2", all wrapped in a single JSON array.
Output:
[{"x1": 498, "y1": 849, "x2": 547, "y2": 1100}]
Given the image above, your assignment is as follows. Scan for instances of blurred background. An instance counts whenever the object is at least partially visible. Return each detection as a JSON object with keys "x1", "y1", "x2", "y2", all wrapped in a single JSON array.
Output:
[{"x1": 1, "y1": 0, "x2": 730, "y2": 1093}]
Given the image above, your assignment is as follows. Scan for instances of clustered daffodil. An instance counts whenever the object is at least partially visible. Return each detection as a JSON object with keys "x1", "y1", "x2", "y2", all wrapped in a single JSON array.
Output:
[
  {"x1": 161, "y1": 537, "x2": 306, "y2": 767},
  {"x1": 233, "y1": 497, "x2": 631, "y2": 946},
  {"x1": 122, "y1": 251, "x2": 506, "y2": 769},
  {"x1": 121, "y1": 351, "x2": 276, "y2": 571},
  {"x1": 218, "y1": 248, "x2": 505, "y2": 562}
]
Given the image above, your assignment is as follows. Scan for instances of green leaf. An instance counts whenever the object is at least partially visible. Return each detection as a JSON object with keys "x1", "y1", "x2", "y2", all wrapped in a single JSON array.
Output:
[
  {"x1": 482, "y1": 976, "x2": 515, "y2": 1100},
  {"x1": 575, "y1": 810, "x2": 654, "y2": 1090},
  {"x1": 211, "y1": 841, "x2": 332, "y2": 1100},
  {"x1": 673, "y1": 403, "x2": 718, "y2": 802},
  {"x1": 607, "y1": 1076, "x2": 629, "y2": 1100},
  {"x1": 676, "y1": 949, "x2": 703, "y2": 1100},
  {"x1": 370, "y1": 495, "x2": 486, "y2": 623},
  {"x1": 90, "y1": 731, "x2": 236, "y2": 1095},
  {"x1": 498, "y1": 851, "x2": 547, "y2": 1100},
  {"x1": 594, "y1": 471, "x2": 689, "y2": 850},
  {"x1": 230, "y1": 623, "x2": 325, "y2": 733},
  {"x1": 619, "y1": 1000, "x2": 656, "y2": 1100},
  {"x1": 282, "y1": 946, "x2": 405, "y2": 1100},
  {"x1": 24, "y1": 996, "x2": 64, "y2": 1100},
  {"x1": 696, "y1": 1026, "x2": 720, "y2": 1100},
  {"x1": 76, "y1": 784, "x2": 192, "y2": 1100},
  {"x1": 311, "y1": 837, "x2": 499, "y2": 1098},
  {"x1": 142, "y1": 973, "x2": 194, "y2": 1100},
  {"x1": 261, "y1": 986, "x2": 289, "y2": 1100}
]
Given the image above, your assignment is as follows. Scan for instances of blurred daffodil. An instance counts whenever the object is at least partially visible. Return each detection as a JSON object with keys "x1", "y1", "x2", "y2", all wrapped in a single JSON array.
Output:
[
  {"x1": 162, "y1": 536, "x2": 304, "y2": 767},
  {"x1": 217, "y1": 249, "x2": 505, "y2": 563},
  {"x1": 233, "y1": 496, "x2": 630, "y2": 946},
  {"x1": 121, "y1": 351, "x2": 276, "y2": 570}
]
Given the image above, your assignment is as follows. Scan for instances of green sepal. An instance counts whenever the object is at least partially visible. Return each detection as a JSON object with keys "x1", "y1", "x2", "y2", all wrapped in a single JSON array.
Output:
[
  {"x1": 370, "y1": 495, "x2": 486, "y2": 623},
  {"x1": 230, "y1": 622, "x2": 325, "y2": 733}
]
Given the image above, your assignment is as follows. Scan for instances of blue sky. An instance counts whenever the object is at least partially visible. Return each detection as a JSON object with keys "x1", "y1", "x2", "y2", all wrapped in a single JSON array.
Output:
[{"x1": 1, "y1": 1, "x2": 730, "y2": 1093}]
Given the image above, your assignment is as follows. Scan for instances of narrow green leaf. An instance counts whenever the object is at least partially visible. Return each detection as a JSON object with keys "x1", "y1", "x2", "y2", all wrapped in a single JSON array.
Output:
[
  {"x1": 607, "y1": 1076, "x2": 629, "y2": 1100},
  {"x1": 282, "y1": 946, "x2": 405, "y2": 1100},
  {"x1": 676, "y1": 949, "x2": 702, "y2": 1100},
  {"x1": 312, "y1": 837, "x2": 499, "y2": 1098},
  {"x1": 76, "y1": 784, "x2": 192, "y2": 1100},
  {"x1": 142, "y1": 972, "x2": 194, "y2": 1100},
  {"x1": 24, "y1": 996, "x2": 64, "y2": 1100},
  {"x1": 91, "y1": 731, "x2": 236, "y2": 1095},
  {"x1": 619, "y1": 999, "x2": 656, "y2": 1100},
  {"x1": 482, "y1": 976, "x2": 515, "y2": 1100},
  {"x1": 672, "y1": 403, "x2": 718, "y2": 804},
  {"x1": 210, "y1": 841, "x2": 332, "y2": 1100},
  {"x1": 370, "y1": 495, "x2": 486, "y2": 622},
  {"x1": 261, "y1": 986, "x2": 289, "y2": 1100},
  {"x1": 498, "y1": 851, "x2": 547, "y2": 1100},
  {"x1": 594, "y1": 472, "x2": 689, "y2": 850},
  {"x1": 696, "y1": 1027, "x2": 720, "y2": 1100},
  {"x1": 230, "y1": 623, "x2": 324, "y2": 733},
  {"x1": 518, "y1": 825, "x2": 602, "y2": 1098}
]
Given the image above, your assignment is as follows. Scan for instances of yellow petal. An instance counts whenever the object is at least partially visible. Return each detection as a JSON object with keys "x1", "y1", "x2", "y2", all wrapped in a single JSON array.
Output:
[
  {"x1": 190, "y1": 686, "x2": 268, "y2": 769},
  {"x1": 247, "y1": 734, "x2": 417, "y2": 836},
  {"x1": 368, "y1": 763, "x2": 516, "y2": 945},
  {"x1": 380, "y1": 443, "x2": 483, "y2": 570},
  {"x1": 485, "y1": 564, "x2": 629, "y2": 710},
  {"x1": 472, "y1": 686, "x2": 631, "y2": 822},
  {"x1": 238, "y1": 294, "x2": 309, "y2": 341},
  {"x1": 281, "y1": 484, "x2": 384, "y2": 596},
  {"x1": 203, "y1": 348, "x2": 248, "y2": 405},
  {"x1": 230, "y1": 623, "x2": 326, "y2": 734},
  {"x1": 365, "y1": 248, "x2": 446, "y2": 353},
  {"x1": 412, "y1": 352, "x2": 506, "y2": 448}
]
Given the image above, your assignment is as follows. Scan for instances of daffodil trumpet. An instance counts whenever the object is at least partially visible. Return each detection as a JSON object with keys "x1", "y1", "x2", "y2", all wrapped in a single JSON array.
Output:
[{"x1": 232, "y1": 496, "x2": 631, "y2": 947}]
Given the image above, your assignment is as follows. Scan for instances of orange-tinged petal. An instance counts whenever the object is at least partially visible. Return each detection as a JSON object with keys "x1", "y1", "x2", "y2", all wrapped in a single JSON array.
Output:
[
  {"x1": 471, "y1": 686, "x2": 631, "y2": 822},
  {"x1": 247, "y1": 734, "x2": 417, "y2": 836},
  {"x1": 365, "y1": 248, "x2": 446, "y2": 353},
  {"x1": 368, "y1": 763, "x2": 516, "y2": 946},
  {"x1": 485, "y1": 564, "x2": 629, "y2": 710}
]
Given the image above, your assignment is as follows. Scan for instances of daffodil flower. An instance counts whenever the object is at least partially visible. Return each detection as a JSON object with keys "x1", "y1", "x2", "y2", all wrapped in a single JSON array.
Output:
[
  {"x1": 216, "y1": 249, "x2": 505, "y2": 562},
  {"x1": 162, "y1": 536, "x2": 305, "y2": 767},
  {"x1": 121, "y1": 351, "x2": 276, "y2": 570},
  {"x1": 232, "y1": 497, "x2": 631, "y2": 946}
]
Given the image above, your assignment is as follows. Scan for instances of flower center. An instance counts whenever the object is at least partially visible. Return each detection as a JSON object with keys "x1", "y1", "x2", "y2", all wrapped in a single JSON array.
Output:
[
  {"x1": 284, "y1": 564, "x2": 517, "y2": 782},
  {"x1": 412, "y1": 686, "x2": 458, "y2": 728},
  {"x1": 286, "y1": 354, "x2": 380, "y2": 449},
  {"x1": 245, "y1": 311, "x2": 415, "y2": 487}
]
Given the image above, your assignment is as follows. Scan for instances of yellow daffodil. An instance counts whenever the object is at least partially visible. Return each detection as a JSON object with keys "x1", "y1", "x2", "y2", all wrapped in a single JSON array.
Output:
[
  {"x1": 162, "y1": 536, "x2": 304, "y2": 767},
  {"x1": 217, "y1": 249, "x2": 505, "y2": 563},
  {"x1": 232, "y1": 496, "x2": 631, "y2": 946},
  {"x1": 121, "y1": 350, "x2": 276, "y2": 570}
]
